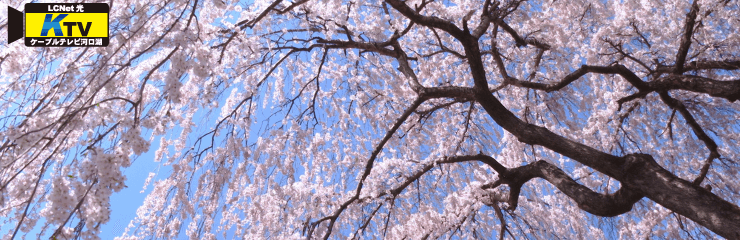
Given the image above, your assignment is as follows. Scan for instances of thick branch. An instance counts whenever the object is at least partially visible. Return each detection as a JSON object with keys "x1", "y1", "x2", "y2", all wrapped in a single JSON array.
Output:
[
  {"x1": 651, "y1": 75, "x2": 740, "y2": 102},
  {"x1": 513, "y1": 64, "x2": 740, "y2": 102},
  {"x1": 384, "y1": 0, "x2": 467, "y2": 39},
  {"x1": 674, "y1": 0, "x2": 699, "y2": 74},
  {"x1": 510, "y1": 64, "x2": 648, "y2": 92},
  {"x1": 494, "y1": 19, "x2": 550, "y2": 49},
  {"x1": 471, "y1": 13, "x2": 493, "y2": 38},
  {"x1": 505, "y1": 160, "x2": 643, "y2": 217},
  {"x1": 619, "y1": 154, "x2": 740, "y2": 239},
  {"x1": 390, "y1": 39, "x2": 424, "y2": 92},
  {"x1": 390, "y1": 154, "x2": 642, "y2": 217},
  {"x1": 317, "y1": 39, "x2": 399, "y2": 58},
  {"x1": 474, "y1": 89, "x2": 627, "y2": 178},
  {"x1": 656, "y1": 59, "x2": 740, "y2": 74},
  {"x1": 422, "y1": 86, "x2": 476, "y2": 100}
]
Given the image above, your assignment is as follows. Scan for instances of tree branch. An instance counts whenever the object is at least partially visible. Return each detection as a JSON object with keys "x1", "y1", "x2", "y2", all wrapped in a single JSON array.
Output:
[
  {"x1": 384, "y1": 0, "x2": 467, "y2": 39},
  {"x1": 651, "y1": 75, "x2": 740, "y2": 102},
  {"x1": 317, "y1": 39, "x2": 399, "y2": 58},
  {"x1": 409, "y1": 154, "x2": 643, "y2": 217},
  {"x1": 307, "y1": 97, "x2": 425, "y2": 239},
  {"x1": 503, "y1": 160, "x2": 643, "y2": 217},
  {"x1": 656, "y1": 91, "x2": 720, "y2": 186},
  {"x1": 493, "y1": 18, "x2": 551, "y2": 49},
  {"x1": 513, "y1": 64, "x2": 740, "y2": 102},
  {"x1": 656, "y1": 59, "x2": 740, "y2": 74},
  {"x1": 509, "y1": 64, "x2": 648, "y2": 93},
  {"x1": 674, "y1": 0, "x2": 699, "y2": 74}
]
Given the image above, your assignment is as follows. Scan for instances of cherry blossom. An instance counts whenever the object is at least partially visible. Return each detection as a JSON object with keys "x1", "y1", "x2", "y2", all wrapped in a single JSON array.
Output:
[{"x1": 1, "y1": 0, "x2": 739, "y2": 239}]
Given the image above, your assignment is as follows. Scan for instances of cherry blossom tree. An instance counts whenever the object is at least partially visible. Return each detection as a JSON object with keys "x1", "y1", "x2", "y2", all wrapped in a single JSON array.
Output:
[{"x1": 1, "y1": 0, "x2": 740, "y2": 239}]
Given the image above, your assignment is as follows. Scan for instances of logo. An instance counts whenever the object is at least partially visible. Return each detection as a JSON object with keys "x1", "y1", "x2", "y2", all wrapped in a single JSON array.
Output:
[{"x1": 7, "y1": 3, "x2": 109, "y2": 47}]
